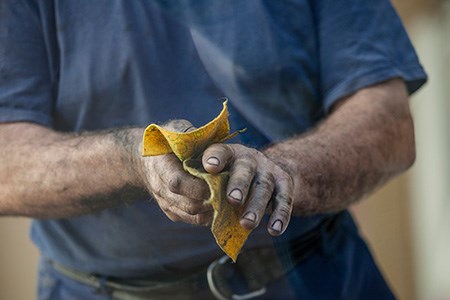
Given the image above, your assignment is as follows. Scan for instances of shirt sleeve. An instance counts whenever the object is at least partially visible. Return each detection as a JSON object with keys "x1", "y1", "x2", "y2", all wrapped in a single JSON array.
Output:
[
  {"x1": 0, "y1": 0, "x2": 55, "y2": 126},
  {"x1": 316, "y1": 0, "x2": 427, "y2": 111}
]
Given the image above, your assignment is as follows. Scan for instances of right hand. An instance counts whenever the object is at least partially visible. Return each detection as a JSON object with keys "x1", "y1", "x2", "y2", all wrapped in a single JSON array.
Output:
[{"x1": 137, "y1": 120, "x2": 213, "y2": 226}]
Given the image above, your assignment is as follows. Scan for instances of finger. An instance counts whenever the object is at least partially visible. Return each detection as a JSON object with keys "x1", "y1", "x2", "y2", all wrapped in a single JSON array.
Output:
[
  {"x1": 153, "y1": 194, "x2": 181, "y2": 222},
  {"x1": 226, "y1": 155, "x2": 257, "y2": 206},
  {"x1": 157, "y1": 154, "x2": 210, "y2": 201},
  {"x1": 178, "y1": 195, "x2": 214, "y2": 215},
  {"x1": 157, "y1": 188, "x2": 213, "y2": 215},
  {"x1": 240, "y1": 172, "x2": 275, "y2": 231},
  {"x1": 167, "y1": 171, "x2": 210, "y2": 201},
  {"x1": 202, "y1": 144, "x2": 234, "y2": 174},
  {"x1": 197, "y1": 210, "x2": 214, "y2": 227},
  {"x1": 267, "y1": 176, "x2": 294, "y2": 236},
  {"x1": 162, "y1": 119, "x2": 196, "y2": 133},
  {"x1": 161, "y1": 204, "x2": 214, "y2": 226},
  {"x1": 162, "y1": 207, "x2": 181, "y2": 223}
]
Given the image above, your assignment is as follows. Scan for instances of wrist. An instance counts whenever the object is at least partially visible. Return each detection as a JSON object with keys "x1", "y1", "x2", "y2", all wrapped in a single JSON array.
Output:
[
  {"x1": 263, "y1": 144, "x2": 295, "y2": 179},
  {"x1": 112, "y1": 128, "x2": 147, "y2": 189},
  {"x1": 263, "y1": 142, "x2": 316, "y2": 216}
]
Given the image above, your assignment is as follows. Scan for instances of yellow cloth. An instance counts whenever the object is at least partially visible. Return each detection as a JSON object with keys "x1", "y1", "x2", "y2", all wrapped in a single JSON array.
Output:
[{"x1": 142, "y1": 101, "x2": 249, "y2": 261}]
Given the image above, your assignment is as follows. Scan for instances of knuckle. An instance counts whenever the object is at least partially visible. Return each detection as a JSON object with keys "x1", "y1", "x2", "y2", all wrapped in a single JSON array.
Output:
[
  {"x1": 275, "y1": 206, "x2": 292, "y2": 220},
  {"x1": 276, "y1": 193, "x2": 293, "y2": 207},
  {"x1": 168, "y1": 175, "x2": 181, "y2": 193},
  {"x1": 163, "y1": 119, "x2": 194, "y2": 132},
  {"x1": 222, "y1": 144, "x2": 236, "y2": 157},
  {"x1": 183, "y1": 203, "x2": 201, "y2": 215},
  {"x1": 230, "y1": 160, "x2": 256, "y2": 180},
  {"x1": 239, "y1": 154, "x2": 257, "y2": 167},
  {"x1": 207, "y1": 143, "x2": 225, "y2": 152},
  {"x1": 287, "y1": 177, "x2": 294, "y2": 190},
  {"x1": 256, "y1": 173, "x2": 275, "y2": 189},
  {"x1": 256, "y1": 188, "x2": 274, "y2": 203},
  {"x1": 280, "y1": 174, "x2": 294, "y2": 190},
  {"x1": 264, "y1": 172, "x2": 275, "y2": 182},
  {"x1": 206, "y1": 143, "x2": 231, "y2": 159},
  {"x1": 241, "y1": 146, "x2": 258, "y2": 157},
  {"x1": 251, "y1": 176, "x2": 275, "y2": 203}
]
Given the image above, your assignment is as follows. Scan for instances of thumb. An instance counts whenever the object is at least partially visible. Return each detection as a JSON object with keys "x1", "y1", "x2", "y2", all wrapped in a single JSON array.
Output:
[
  {"x1": 162, "y1": 119, "x2": 196, "y2": 133},
  {"x1": 202, "y1": 144, "x2": 234, "y2": 174}
]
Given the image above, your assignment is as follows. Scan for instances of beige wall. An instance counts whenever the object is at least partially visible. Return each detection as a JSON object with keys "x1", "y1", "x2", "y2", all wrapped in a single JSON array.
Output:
[
  {"x1": 0, "y1": 218, "x2": 39, "y2": 300},
  {"x1": 351, "y1": 175, "x2": 415, "y2": 300},
  {"x1": 407, "y1": 4, "x2": 450, "y2": 298},
  {"x1": 392, "y1": 0, "x2": 440, "y2": 23}
]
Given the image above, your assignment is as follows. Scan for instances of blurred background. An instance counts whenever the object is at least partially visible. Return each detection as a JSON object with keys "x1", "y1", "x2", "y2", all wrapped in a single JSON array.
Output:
[{"x1": 0, "y1": 0, "x2": 449, "y2": 299}]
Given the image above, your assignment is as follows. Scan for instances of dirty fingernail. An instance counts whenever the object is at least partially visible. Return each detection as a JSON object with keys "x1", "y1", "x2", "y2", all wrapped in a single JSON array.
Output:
[
  {"x1": 243, "y1": 212, "x2": 256, "y2": 223},
  {"x1": 207, "y1": 157, "x2": 220, "y2": 166},
  {"x1": 271, "y1": 220, "x2": 283, "y2": 232},
  {"x1": 183, "y1": 125, "x2": 196, "y2": 133},
  {"x1": 229, "y1": 189, "x2": 243, "y2": 202}
]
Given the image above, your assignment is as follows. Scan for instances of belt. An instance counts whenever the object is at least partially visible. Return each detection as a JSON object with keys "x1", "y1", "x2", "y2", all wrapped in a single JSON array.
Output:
[
  {"x1": 50, "y1": 260, "x2": 210, "y2": 300},
  {"x1": 49, "y1": 213, "x2": 343, "y2": 300}
]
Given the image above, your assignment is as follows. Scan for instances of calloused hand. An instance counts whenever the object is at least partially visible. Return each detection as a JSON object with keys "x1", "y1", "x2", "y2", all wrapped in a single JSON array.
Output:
[{"x1": 202, "y1": 144, "x2": 294, "y2": 236}]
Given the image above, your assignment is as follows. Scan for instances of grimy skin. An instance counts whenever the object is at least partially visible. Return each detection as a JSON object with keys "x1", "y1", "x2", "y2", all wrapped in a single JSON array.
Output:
[{"x1": 0, "y1": 78, "x2": 415, "y2": 236}]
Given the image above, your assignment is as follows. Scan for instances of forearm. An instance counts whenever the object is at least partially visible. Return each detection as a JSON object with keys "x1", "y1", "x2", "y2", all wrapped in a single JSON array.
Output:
[
  {"x1": 0, "y1": 123, "x2": 147, "y2": 218},
  {"x1": 264, "y1": 78, "x2": 415, "y2": 215}
]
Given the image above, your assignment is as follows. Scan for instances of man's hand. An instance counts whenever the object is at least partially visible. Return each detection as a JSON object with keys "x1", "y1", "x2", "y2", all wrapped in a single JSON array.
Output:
[
  {"x1": 264, "y1": 78, "x2": 416, "y2": 216},
  {"x1": 200, "y1": 78, "x2": 415, "y2": 233},
  {"x1": 139, "y1": 153, "x2": 213, "y2": 226},
  {"x1": 202, "y1": 144, "x2": 294, "y2": 236},
  {"x1": 138, "y1": 119, "x2": 212, "y2": 226}
]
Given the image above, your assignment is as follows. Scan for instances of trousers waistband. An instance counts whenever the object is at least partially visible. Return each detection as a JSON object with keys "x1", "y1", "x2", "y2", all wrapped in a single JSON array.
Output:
[{"x1": 48, "y1": 212, "x2": 344, "y2": 300}]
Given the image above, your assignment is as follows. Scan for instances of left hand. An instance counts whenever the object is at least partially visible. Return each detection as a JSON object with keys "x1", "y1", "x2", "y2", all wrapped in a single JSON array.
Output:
[{"x1": 202, "y1": 144, "x2": 294, "y2": 236}]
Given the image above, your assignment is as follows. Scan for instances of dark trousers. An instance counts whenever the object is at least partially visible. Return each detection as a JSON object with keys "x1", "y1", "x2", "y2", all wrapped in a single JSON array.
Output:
[{"x1": 38, "y1": 211, "x2": 395, "y2": 300}]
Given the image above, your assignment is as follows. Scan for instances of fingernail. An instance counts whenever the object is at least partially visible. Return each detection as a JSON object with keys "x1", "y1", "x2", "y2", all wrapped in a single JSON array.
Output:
[
  {"x1": 228, "y1": 189, "x2": 243, "y2": 202},
  {"x1": 271, "y1": 220, "x2": 283, "y2": 232},
  {"x1": 207, "y1": 157, "x2": 220, "y2": 166},
  {"x1": 243, "y1": 212, "x2": 256, "y2": 223},
  {"x1": 183, "y1": 126, "x2": 195, "y2": 133}
]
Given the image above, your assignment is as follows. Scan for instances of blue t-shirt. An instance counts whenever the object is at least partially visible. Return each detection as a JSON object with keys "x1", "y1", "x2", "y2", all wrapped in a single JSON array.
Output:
[{"x1": 0, "y1": 0, "x2": 426, "y2": 277}]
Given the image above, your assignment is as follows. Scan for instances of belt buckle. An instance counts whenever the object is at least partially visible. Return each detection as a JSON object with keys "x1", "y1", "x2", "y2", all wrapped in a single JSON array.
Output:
[{"x1": 207, "y1": 255, "x2": 267, "y2": 300}]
